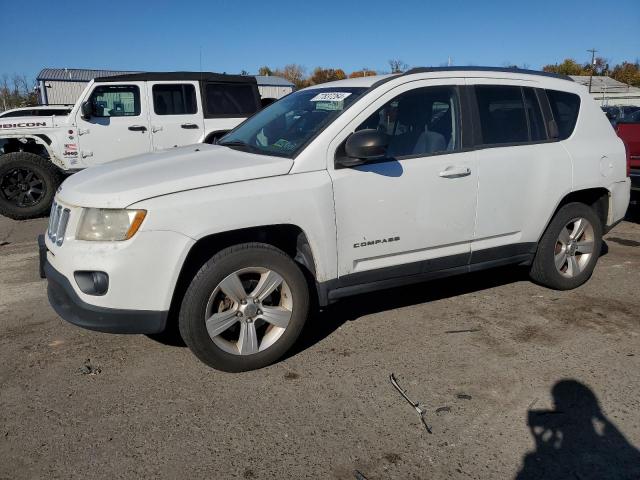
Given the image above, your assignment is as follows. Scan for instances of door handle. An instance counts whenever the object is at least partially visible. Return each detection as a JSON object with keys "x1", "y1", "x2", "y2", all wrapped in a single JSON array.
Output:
[
  {"x1": 439, "y1": 166, "x2": 471, "y2": 178},
  {"x1": 128, "y1": 125, "x2": 147, "y2": 132},
  {"x1": 181, "y1": 123, "x2": 199, "y2": 129}
]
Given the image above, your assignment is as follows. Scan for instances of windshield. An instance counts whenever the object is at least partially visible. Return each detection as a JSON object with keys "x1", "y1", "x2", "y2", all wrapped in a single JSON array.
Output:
[{"x1": 219, "y1": 87, "x2": 367, "y2": 157}]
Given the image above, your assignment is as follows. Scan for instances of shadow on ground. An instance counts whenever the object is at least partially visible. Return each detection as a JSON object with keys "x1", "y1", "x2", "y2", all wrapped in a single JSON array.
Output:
[{"x1": 516, "y1": 380, "x2": 640, "y2": 479}]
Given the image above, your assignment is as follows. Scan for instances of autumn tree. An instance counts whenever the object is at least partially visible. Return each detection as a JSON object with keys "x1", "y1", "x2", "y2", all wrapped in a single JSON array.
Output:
[
  {"x1": 0, "y1": 73, "x2": 36, "y2": 112},
  {"x1": 258, "y1": 66, "x2": 273, "y2": 76},
  {"x1": 309, "y1": 67, "x2": 347, "y2": 85},
  {"x1": 542, "y1": 58, "x2": 589, "y2": 76},
  {"x1": 349, "y1": 69, "x2": 377, "y2": 78},
  {"x1": 611, "y1": 61, "x2": 640, "y2": 87},
  {"x1": 273, "y1": 64, "x2": 308, "y2": 89}
]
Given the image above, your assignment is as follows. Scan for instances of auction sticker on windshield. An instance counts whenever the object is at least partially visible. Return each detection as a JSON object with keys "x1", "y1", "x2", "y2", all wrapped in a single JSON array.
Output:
[{"x1": 310, "y1": 92, "x2": 352, "y2": 102}]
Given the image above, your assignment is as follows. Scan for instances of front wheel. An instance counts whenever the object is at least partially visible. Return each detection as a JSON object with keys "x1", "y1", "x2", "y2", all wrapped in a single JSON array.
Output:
[
  {"x1": 0, "y1": 152, "x2": 61, "y2": 220},
  {"x1": 179, "y1": 243, "x2": 310, "y2": 372},
  {"x1": 529, "y1": 202, "x2": 603, "y2": 290}
]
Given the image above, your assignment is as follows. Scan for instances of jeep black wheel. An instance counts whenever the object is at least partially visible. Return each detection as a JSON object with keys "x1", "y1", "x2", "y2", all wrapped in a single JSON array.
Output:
[{"x1": 0, "y1": 152, "x2": 61, "y2": 220}]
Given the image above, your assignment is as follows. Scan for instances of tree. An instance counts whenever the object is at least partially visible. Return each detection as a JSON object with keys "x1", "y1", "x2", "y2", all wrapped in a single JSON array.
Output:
[
  {"x1": 611, "y1": 61, "x2": 640, "y2": 87},
  {"x1": 388, "y1": 59, "x2": 409, "y2": 73},
  {"x1": 273, "y1": 64, "x2": 308, "y2": 89},
  {"x1": 349, "y1": 69, "x2": 377, "y2": 78},
  {"x1": 309, "y1": 67, "x2": 347, "y2": 85},
  {"x1": 258, "y1": 66, "x2": 272, "y2": 76},
  {"x1": 0, "y1": 73, "x2": 36, "y2": 112},
  {"x1": 542, "y1": 58, "x2": 589, "y2": 76}
]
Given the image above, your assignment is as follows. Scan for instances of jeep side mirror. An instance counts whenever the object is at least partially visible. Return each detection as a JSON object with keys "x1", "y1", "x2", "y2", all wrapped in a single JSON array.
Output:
[
  {"x1": 81, "y1": 100, "x2": 94, "y2": 119},
  {"x1": 337, "y1": 129, "x2": 389, "y2": 167}
]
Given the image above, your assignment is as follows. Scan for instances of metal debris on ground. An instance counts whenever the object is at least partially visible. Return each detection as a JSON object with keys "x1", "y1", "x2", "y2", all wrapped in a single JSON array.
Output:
[
  {"x1": 353, "y1": 470, "x2": 368, "y2": 480},
  {"x1": 389, "y1": 373, "x2": 432, "y2": 434},
  {"x1": 456, "y1": 393, "x2": 472, "y2": 400},
  {"x1": 435, "y1": 406, "x2": 451, "y2": 414},
  {"x1": 444, "y1": 328, "x2": 481, "y2": 334}
]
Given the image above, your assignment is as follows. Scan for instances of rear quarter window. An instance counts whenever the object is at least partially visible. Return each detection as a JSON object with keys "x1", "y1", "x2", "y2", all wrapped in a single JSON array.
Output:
[{"x1": 546, "y1": 90, "x2": 580, "y2": 140}]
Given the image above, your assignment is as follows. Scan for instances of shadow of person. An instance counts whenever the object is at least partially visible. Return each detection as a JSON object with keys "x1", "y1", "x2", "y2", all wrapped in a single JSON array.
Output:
[{"x1": 516, "y1": 380, "x2": 640, "y2": 480}]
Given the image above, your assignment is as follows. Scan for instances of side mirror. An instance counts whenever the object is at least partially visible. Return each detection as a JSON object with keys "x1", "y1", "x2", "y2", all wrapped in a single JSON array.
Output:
[
  {"x1": 338, "y1": 129, "x2": 388, "y2": 167},
  {"x1": 81, "y1": 100, "x2": 94, "y2": 119}
]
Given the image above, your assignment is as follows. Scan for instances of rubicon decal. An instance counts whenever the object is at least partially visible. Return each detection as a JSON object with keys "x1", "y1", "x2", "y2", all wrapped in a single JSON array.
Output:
[
  {"x1": 354, "y1": 236, "x2": 400, "y2": 248},
  {"x1": 0, "y1": 122, "x2": 48, "y2": 129}
]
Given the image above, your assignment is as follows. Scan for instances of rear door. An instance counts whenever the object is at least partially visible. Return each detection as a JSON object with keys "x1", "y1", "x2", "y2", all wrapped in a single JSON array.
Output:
[
  {"x1": 75, "y1": 82, "x2": 151, "y2": 165},
  {"x1": 469, "y1": 80, "x2": 572, "y2": 257},
  {"x1": 147, "y1": 81, "x2": 204, "y2": 150}
]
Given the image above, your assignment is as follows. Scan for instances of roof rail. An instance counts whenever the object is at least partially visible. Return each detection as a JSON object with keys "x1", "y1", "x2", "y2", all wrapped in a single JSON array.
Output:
[{"x1": 403, "y1": 66, "x2": 574, "y2": 82}]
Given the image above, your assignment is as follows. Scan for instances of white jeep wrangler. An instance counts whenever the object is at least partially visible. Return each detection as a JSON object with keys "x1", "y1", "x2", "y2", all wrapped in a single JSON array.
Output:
[
  {"x1": 0, "y1": 72, "x2": 263, "y2": 219},
  {"x1": 41, "y1": 67, "x2": 631, "y2": 372}
]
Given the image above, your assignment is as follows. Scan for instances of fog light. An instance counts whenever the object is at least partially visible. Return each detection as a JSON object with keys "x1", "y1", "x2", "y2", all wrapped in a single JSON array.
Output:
[{"x1": 74, "y1": 271, "x2": 109, "y2": 296}]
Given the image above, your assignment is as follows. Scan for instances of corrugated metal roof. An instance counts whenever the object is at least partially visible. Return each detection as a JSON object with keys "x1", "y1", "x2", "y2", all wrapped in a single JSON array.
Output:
[
  {"x1": 569, "y1": 75, "x2": 640, "y2": 94},
  {"x1": 254, "y1": 75, "x2": 294, "y2": 87},
  {"x1": 37, "y1": 68, "x2": 139, "y2": 81}
]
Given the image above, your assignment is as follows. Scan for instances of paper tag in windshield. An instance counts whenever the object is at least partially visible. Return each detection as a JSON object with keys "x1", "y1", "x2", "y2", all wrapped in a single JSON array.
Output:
[{"x1": 310, "y1": 92, "x2": 352, "y2": 102}]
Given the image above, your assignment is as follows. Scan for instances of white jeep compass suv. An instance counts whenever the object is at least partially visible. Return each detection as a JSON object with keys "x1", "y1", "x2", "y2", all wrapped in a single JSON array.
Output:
[{"x1": 41, "y1": 67, "x2": 631, "y2": 372}]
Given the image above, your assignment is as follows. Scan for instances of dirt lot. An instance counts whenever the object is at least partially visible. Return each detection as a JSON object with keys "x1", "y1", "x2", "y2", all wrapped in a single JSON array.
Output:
[{"x1": 1, "y1": 213, "x2": 639, "y2": 479}]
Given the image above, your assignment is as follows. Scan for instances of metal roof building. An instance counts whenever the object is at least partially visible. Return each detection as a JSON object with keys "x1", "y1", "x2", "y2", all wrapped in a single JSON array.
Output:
[
  {"x1": 569, "y1": 75, "x2": 640, "y2": 107},
  {"x1": 36, "y1": 68, "x2": 294, "y2": 105}
]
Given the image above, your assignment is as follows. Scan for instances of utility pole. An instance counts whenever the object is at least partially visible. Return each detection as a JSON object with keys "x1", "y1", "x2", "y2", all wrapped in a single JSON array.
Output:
[{"x1": 587, "y1": 48, "x2": 597, "y2": 93}]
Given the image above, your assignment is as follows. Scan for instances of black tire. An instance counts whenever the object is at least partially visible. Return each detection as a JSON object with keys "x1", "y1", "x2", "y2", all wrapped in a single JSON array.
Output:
[
  {"x1": 179, "y1": 243, "x2": 310, "y2": 372},
  {"x1": 0, "y1": 152, "x2": 61, "y2": 220},
  {"x1": 529, "y1": 202, "x2": 603, "y2": 290}
]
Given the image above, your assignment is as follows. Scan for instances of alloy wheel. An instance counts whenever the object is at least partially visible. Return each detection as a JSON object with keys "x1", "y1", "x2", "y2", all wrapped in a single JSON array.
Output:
[
  {"x1": 0, "y1": 167, "x2": 45, "y2": 207},
  {"x1": 554, "y1": 217, "x2": 595, "y2": 278}
]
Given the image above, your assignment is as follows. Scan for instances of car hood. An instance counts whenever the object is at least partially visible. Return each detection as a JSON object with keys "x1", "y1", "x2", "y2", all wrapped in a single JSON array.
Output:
[{"x1": 57, "y1": 144, "x2": 294, "y2": 208}]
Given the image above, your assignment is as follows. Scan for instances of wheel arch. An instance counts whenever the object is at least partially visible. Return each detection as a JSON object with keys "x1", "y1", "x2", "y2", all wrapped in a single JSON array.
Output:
[
  {"x1": 539, "y1": 187, "x2": 610, "y2": 243},
  {"x1": 0, "y1": 134, "x2": 59, "y2": 166},
  {"x1": 166, "y1": 223, "x2": 318, "y2": 330}
]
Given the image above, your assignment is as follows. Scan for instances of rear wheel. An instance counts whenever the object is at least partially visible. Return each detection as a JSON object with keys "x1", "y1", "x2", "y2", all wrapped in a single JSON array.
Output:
[
  {"x1": 529, "y1": 202, "x2": 602, "y2": 290},
  {"x1": 0, "y1": 152, "x2": 61, "y2": 220},
  {"x1": 179, "y1": 243, "x2": 309, "y2": 372}
]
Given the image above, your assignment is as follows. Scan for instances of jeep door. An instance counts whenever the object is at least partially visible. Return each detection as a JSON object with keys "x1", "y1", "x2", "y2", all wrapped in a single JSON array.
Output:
[
  {"x1": 75, "y1": 82, "x2": 152, "y2": 165},
  {"x1": 329, "y1": 80, "x2": 478, "y2": 280},
  {"x1": 467, "y1": 80, "x2": 572, "y2": 256},
  {"x1": 147, "y1": 81, "x2": 204, "y2": 150}
]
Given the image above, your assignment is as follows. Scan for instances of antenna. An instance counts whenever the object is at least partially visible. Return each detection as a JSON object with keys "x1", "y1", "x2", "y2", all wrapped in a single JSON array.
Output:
[{"x1": 587, "y1": 48, "x2": 597, "y2": 93}]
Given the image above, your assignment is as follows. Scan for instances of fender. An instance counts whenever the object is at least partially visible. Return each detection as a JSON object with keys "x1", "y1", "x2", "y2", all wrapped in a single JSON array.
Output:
[{"x1": 0, "y1": 134, "x2": 64, "y2": 169}]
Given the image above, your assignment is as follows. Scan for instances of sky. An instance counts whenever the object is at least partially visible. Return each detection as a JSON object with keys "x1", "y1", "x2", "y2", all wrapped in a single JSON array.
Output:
[{"x1": 1, "y1": 0, "x2": 639, "y2": 81}]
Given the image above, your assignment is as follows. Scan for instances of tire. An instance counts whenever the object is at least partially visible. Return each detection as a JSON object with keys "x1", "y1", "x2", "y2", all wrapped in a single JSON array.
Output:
[
  {"x1": 179, "y1": 243, "x2": 310, "y2": 372},
  {"x1": 0, "y1": 152, "x2": 61, "y2": 220},
  {"x1": 529, "y1": 202, "x2": 603, "y2": 290}
]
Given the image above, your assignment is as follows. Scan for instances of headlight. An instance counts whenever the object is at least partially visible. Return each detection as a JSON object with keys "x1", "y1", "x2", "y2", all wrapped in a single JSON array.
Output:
[{"x1": 76, "y1": 208, "x2": 147, "y2": 241}]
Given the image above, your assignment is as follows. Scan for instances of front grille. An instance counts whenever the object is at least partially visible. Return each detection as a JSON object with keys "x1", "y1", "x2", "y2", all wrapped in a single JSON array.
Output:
[{"x1": 47, "y1": 201, "x2": 70, "y2": 246}]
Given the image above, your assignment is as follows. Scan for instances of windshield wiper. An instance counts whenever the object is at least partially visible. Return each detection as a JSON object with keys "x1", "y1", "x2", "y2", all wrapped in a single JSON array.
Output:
[{"x1": 218, "y1": 140, "x2": 256, "y2": 152}]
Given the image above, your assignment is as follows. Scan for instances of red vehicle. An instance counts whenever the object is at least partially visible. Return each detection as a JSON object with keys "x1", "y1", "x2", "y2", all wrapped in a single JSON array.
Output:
[{"x1": 615, "y1": 110, "x2": 640, "y2": 200}]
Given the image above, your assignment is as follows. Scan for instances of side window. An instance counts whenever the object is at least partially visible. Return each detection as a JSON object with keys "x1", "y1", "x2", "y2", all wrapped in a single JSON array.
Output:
[
  {"x1": 356, "y1": 86, "x2": 461, "y2": 158},
  {"x1": 523, "y1": 88, "x2": 547, "y2": 142},
  {"x1": 546, "y1": 90, "x2": 580, "y2": 140},
  {"x1": 475, "y1": 85, "x2": 528, "y2": 145},
  {"x1": 205, "y1": 84, "x2": 258, "y2": 116},
  {"x1": 152, "y1": 84, "x2": 197, "y2": 115},
  {"x1": 89, "y1": 85, "x2": 140, "y2": 117}
]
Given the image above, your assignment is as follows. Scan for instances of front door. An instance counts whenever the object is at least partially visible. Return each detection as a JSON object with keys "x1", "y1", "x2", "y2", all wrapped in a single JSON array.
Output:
[
  {"x1": 76, "y1": 82, "x2": 151, "y2": 165},
  {"x1": 147, "y1": 81, "x2": 204, "y2": 150},
  {"x1": 329, "y1": 80, "x2": 478, "y2": 280}
]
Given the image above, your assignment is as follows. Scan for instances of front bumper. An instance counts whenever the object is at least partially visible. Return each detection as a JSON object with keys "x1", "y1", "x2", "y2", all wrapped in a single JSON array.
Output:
[{"x1": 44, "y1": 257, "x2": 168, "y2": 334}]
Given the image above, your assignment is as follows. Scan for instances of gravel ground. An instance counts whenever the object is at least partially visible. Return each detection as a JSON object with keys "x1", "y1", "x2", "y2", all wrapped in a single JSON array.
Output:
[{"x1": 1, "y1": 213, "x2": 639, "y2": 479}]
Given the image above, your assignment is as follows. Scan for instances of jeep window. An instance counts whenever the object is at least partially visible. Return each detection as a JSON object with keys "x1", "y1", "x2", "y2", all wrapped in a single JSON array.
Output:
[
  {"x1": 205, "y1": 84, "x2": 259, "y2": 116},
  {"x1": 219, "y1": 87, "x2": 366, "y2": 157},
  {"x1": 546, "y1": 90, "x2": 580, "y2": 139},
  {"x1": 89, "y1": 85, "x2": 140, "y2": 117},
  {"x1": 356, "y1": 86, "x2": 461, "y2": 158},
  {"x1": 153, "y1": 84, "x2": 197, "y2": 115},
  {"x1": 523, "y1": 88, "x2": 547, "y2": 142},
  {"x1": 475, "y1": 85, "x2": 529, "y2": 145}
]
